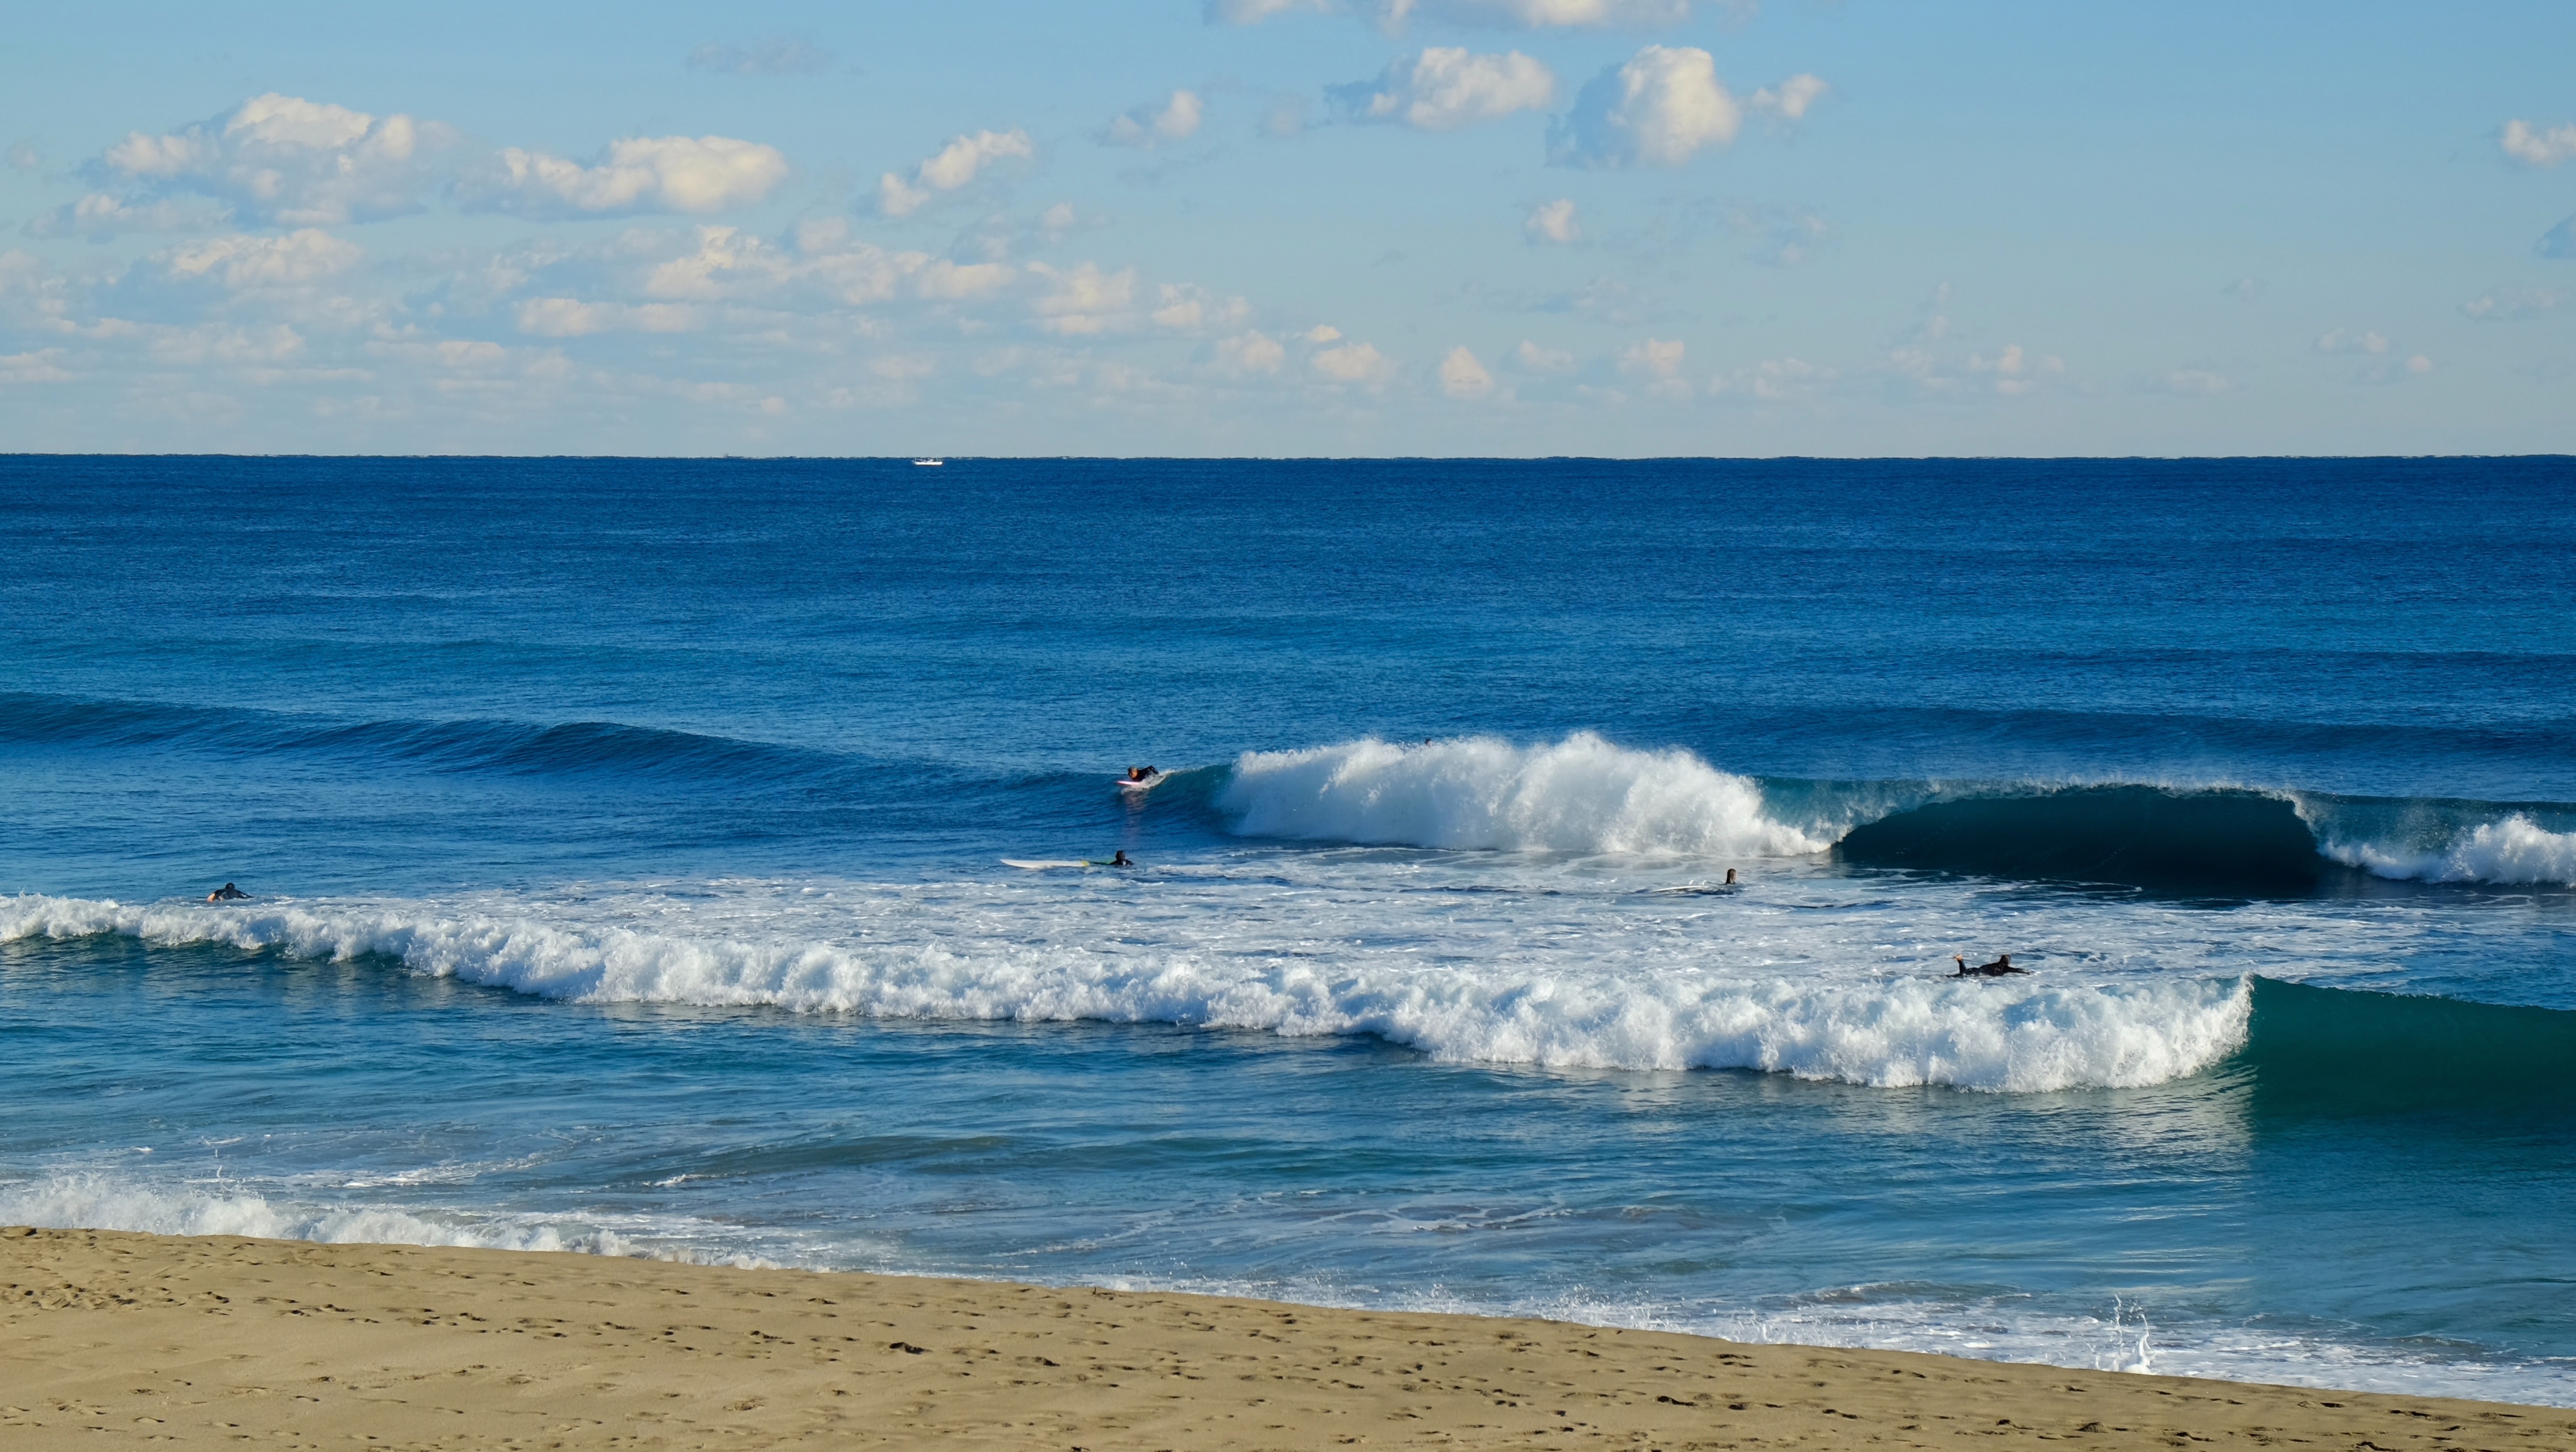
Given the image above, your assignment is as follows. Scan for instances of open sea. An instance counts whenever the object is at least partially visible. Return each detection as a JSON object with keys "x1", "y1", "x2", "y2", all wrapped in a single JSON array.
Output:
[{"x1": 3, "y1": 454, "x2": 2573, "y2": 1405}]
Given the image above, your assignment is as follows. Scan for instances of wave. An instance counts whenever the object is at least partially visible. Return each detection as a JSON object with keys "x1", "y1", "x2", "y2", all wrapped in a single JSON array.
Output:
[
  {"x1": 2240, "y1": 977, "x2": 2576, "y2": 1108},
  {"x1": 3, "y1": 892, "x2": 2245, "y2": 1094},
  {"x1": 1218, "y1": 733, "x2": 1827, "y2": 857}
]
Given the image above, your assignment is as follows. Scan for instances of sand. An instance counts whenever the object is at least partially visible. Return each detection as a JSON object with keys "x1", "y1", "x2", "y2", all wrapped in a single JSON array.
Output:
[{"x1": 3, "y1": 1227, "x2": 2566, "y2": 1450}]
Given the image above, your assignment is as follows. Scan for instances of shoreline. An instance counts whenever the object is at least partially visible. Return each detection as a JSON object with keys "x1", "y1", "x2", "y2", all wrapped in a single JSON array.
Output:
[{"x1": 6, "y1": 1228, "x2": 2569, "y2": 1449}]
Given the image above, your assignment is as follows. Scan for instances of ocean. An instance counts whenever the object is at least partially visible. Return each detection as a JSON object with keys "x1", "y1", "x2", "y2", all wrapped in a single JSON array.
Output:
[{"x1": 3, "y1": 454, "x2": 2572, "y2": 1404}]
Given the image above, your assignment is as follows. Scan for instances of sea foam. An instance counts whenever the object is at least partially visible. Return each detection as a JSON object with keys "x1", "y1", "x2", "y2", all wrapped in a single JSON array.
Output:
[
  {"x1": 1219, "y1": 733, "x2": 1826, "y2": 857},
  {"x1": 4, "y1": 891, "x2": 2249, "y2": 1092},
  {"x1": 2321, "y1": 813, "x2": 2576, "y2": 887}
]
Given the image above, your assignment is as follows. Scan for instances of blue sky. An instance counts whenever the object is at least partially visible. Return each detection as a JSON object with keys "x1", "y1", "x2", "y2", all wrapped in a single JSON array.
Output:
[{"x1": 2, "y1": 1, "x2": 2573, "y2": 456}]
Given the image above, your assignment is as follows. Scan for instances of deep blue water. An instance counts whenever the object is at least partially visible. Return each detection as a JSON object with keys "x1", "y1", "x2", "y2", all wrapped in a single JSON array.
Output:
[{"x1": 3, "y1": 455, "x2": 2573, "y2": 1403}]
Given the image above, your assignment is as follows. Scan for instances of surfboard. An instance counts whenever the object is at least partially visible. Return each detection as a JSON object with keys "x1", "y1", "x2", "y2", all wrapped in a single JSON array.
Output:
[
  {"x1": 1001, "y1": 858, "x2": 1089, "y2": 870},
  {"x1": 1116, "y1": 773, "x2": 1166, "y2": 792}
]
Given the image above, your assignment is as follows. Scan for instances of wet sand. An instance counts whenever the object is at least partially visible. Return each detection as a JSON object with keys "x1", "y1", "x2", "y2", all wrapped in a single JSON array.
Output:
[{"x1": 4, "y1": 1227, "x2": 2567, "y2": 1449}]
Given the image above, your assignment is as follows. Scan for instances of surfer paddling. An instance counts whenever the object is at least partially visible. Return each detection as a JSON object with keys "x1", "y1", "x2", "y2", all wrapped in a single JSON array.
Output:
[
  {"x1": 1954, "y1": 953, "x2": 2027, "y2": 977},
  {"x1": 206, "y1": 882, "x2": 249, "y2": 902},
  {"x1": 1124, "y1": 766, "x2": 1161, "y2": 783}
]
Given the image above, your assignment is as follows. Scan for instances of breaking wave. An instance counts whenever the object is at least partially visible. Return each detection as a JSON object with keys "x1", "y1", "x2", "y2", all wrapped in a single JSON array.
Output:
[{"x1": 4, "y1": 892, "x2": 2245, "y2": 1094}]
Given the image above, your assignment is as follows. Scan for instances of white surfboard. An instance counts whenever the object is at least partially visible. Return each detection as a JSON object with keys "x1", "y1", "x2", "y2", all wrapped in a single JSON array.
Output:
[
  {"x1": 1001, "y1": 858, "x2": 1090, "y2": 870},
  {"x1": 1116, "y1": 772, "x2": 1166, "y2": 792}
]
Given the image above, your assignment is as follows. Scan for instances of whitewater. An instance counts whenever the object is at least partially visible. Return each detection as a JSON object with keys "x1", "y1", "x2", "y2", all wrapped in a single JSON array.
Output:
[{"x1": 5, "y1": 454, "x2": 2573, "y2": 1407}]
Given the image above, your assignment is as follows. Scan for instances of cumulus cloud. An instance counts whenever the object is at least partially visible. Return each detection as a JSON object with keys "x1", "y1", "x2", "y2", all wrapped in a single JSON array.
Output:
[
  {"x1": 2460, "y1": 287, "x2": 2565, "y2": 321},
  {"x1": 1106, "y1": 91, "x2": 1205, "y2": 147},
  {"x1": 1311, "y1": 339, "x2": 1394, "y2": 383},
  {"x1": 1510, "y1": 339, "x2": 1575, "y2": 373},
  {"x1": 2501, "y1": 119, "x2": 2576, "y2": 167},
  {"x1": 1708, "y1": 355, "x2": 1832, "y2": 402},
  {"x1": 1149, "y1": 283, "x2": 1251, "y2": 331},
  {"x1": 476, "y1": 135, "x2": 789, "y2": 217},
  {"x1": 1333, "y1": 49, "x2": 1555, "y2": 131},
  {"x1": 880, "y1": 129, "x2": 1033, "y2": 217},
  {"x1": 1436, "y1": 345, "x2": 1496, "y2": 398},
  {"x1": 1213, "y1": 329, "x2": 1287, "y2": 377},
  {"x1": 1524, "y1": 198, "x2": 1579, "y2": 244},
  {"x1": 92, "y1": 93, "x2": 450, "y2": 227},
  {"x1": 1748, "y1": 74, "x2": 1827, "y2": 122},
  {"x1": 1030, "y1": 262, "x2": 1138, "y2": 334},
  {"x1": 1967, "y1": 343, "x2": 2065, "y2": 395},
  {"x1": 1214, "y1": 0, "x2": 1698, "y2": 28},
  {"x1": 25, "y1": 193, "x2": 221, "y2": 239},
  {"x1": 685, "y1": 37, "x2": 833, "y2": 76},
  {"x1": 161, "y1": 229, "x2": 364, "y2": 288},
  {"x1": 1550, "y1": 46, "x2": 1741, "y2": 168}
]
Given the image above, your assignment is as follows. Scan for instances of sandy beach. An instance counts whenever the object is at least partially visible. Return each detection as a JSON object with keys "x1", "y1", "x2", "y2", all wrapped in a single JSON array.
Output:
[{"x1": 1, "y1": 1227, "x2": 2564, "y2": 1450}]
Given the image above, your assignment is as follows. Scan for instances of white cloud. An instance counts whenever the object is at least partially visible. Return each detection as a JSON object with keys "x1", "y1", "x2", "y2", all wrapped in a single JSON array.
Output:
[
  {"x1": 1524, "y1": 198, "x2": 1580, "y2": 244},
  {"x1": 2152, "y1": 369, "x2": 2232, "y2": 397},
  {"x1": 1213, "y1": 330, "x2": 1287, "y2": 376},
  {"x1": 2501, "y1": 119, "x2": 2576, "y2": 167},
  {"x1": 480, "y1": 135, "x2": 789, "y2": 217},
  {"x1": 1550, "y1": 46, "x2": 1741, "y2": 168},
  {"x1": 2460, "y1": 287, "x2": 2565, "y2": 321},
  {"x1": 163, "y1": 229, "x2": 364, "y2": 288},
  {"x1": 2315, "y1": 328, "x2": 2390, "y2": 355},
  {"x1": 1305, "y1": 324, "x2": 1343, "y2": 342},
  {"x1": 685, "y1": 37, "x2": 833, "y2": 76},
  {"x1": 1967, "y1": 343, "x2": 2065, "y2": 395},
  {"x1": 1214, "y1": 0, "x2": 1698, "y2": 28},
  {"x1": 1619, "y1": 336, "x2": 1686, "y2": 377},
  {"x1": 1106, "y1": 91, "x2": 1205, "y2": 147},
  {"x1": 1311, "y1": 340, "x2": 1394, "y2": 383},
  {"x1": 25, "y1": 193, "x2": 220, "y2": 239},
  {"x1": 880, "y1": 130, "x2": 1033, "y2": 217},
  {"x1": 1333, "y1": 49, "x2": 1555, "y2": 131},
  {"x1": 1708, "y1": 355, "x2": 1832, "y2": 401},
  {"x1": 2406, "y1": 353, "x2": 2433, "y2": 375},
  {"x1": 1030, "y1": 262, "x2": 1138, "y2": 334},
  {"x1": 515, "y1": 297, "x2": 703, "y2": 336},
  {"x1": 1748, "y1": 74, "x2": 1827, "y2": 122},
  {"x1": 1149, "y1": 283, "x2": 1251, "y2": 331},
  {"x1": 1437, "y1": 345, "x2": 1496, "y2": 398},
  {"x1": 93, "y1": 93, "x2": 449, "y2": 227},
  {"x1": 0, "y1": 348, "x2": 72, "y2": 384},
  {"x1": 1510, "y1": 339, "x2": 1575, "y2": 373}
]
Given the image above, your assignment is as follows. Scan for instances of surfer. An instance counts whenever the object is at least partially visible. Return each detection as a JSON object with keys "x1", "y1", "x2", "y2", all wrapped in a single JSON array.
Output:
[
  {"x1": 1953, "y1": 953, "x2": 2027, "y2": 977},
  {"x1": 1108, "y1": 851, "x2": 1132, "y2": 868},
  {"x1": 1125, "y1": 766, "x2": 1160, "y2": 783},
  {"x1": 206, "y1": 882, "x2": 248, "y2": 902},
  {"x1": 1724, "y1": 868, "x2": 1738, "y2": 886}
]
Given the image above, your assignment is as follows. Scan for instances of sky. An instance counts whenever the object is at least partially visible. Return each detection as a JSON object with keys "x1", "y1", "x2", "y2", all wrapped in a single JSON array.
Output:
[{"x1": 2, "y1": 1, "x2": 2573, "y2": 457}]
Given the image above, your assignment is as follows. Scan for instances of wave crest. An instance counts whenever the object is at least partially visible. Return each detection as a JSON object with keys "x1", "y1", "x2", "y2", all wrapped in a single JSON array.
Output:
[
  {"x1": 5, "y1": 892, "x2": 2247, "y2": 1093},
  {"x1": 2321, "y1": 813, "x2": 2576, "y2": 887},
  {"x1": 1218, "y1": 733, "x2": 1826, "y2": 857}
]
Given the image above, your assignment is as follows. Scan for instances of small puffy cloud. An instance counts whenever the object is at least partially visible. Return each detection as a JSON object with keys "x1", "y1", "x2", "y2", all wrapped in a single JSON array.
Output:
[
  {"x1": 1214, "y1": 0, "x2": 1696, "y2": 28},
  {"x1": 1311, "y1": 339, "x2": 1394, "y2": 383},
  {"x1": 1333, "y1": 49, "x2": 1555, "y2": 131},
  {"x1": 1748, "y1": 74, "x2": 1827, "y2": 122},
  {"x1": 2152, "y1": 369, "x2": 2233, "y2": 397},
  {"x1": 1306, "y1": 324, "x2": 1343, "y2": 342},
  {"x1": 1510, "y1": 339, "x2": 1575, "y2": 373},
  {"x1": 479, "y1": 135, "x2": 789, "y2": 217},
  {"x1": 1437, "y1": 345, "x2": 1496, "y2": 398},
  {"x1": 2541, "y1": 215, "x2": 2576, "y2": 259},
  {"x1": 1709, "y1": 356, "x2": 1833, "y2": 402},
  {"x1": 685, "y1": 37, "x2": 833, "y2": 76},
  {"x1": 25, "y1": 193, "x2": 220, "y2": 239},
  {"x1": 2315, "y1": 328, "x2": 2390, "y2": 355},
  {"x1": 2501, "y1": 119, "x2": 2576, "y2": 167},
  {"x1": 1030, "y1": 261, "x2": 1137, "y2": 334},
  {"x1": 1524, "y1": 198, "x2": 1579, "y2": 243},
  {"x1": 880, "y1": 129, "x2": 1033, "y2": 217},
  {"x1": 162, "y1": 229, "x2": 364, "y2": 287},
  {"x1": 1967, "y1": 343, "x2": 2065, "y2": 395},
  {"x1": 1106, "y1": 91, "x2": 1205, "y2": 147},
  {"x1": 1619, "y1": 336, "x2": 1685, "y2": 377},
  {"x1": 1213, "y1": 329, "x2": 1287, "y2": 376},
  {"x1": 95, "y1": 93, "x2": 450, "y2": 226},
  {"x1": 2461, "y1": 287, "x2": 2565, "y2": 321},
  {"x1": 1149, "y1": 283, "x2": 1251, "y2": 331},
  {"x1": 1550, "y1": 46, "x2": 1740, "y2": 168},
  {"x1": 2406, "y1": 353, "x2": 2433, "y2": 375}
]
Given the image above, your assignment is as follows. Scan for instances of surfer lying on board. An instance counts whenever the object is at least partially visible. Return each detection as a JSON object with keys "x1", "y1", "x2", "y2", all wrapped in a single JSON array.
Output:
[
  {"x1": 1124, "y1": 766, "x2": 1161, "y2": 783},
  {"x1": 1954, "y1": 954, "x2": 2027, "y2": 977},
  {"x1": 206, "y1": 882, "x2": 248, "y2": 902}
]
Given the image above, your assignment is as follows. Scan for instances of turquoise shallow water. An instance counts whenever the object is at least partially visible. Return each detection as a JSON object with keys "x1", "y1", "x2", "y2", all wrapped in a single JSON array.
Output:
[{"x1": 2, "y1": 455, "x2": 2573, "y2": 1402}]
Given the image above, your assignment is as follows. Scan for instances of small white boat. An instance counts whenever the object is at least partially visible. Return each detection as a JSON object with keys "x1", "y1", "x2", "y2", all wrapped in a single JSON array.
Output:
[{"x1": 912, "y1": 458, "x2": 944, "y2": 467}]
